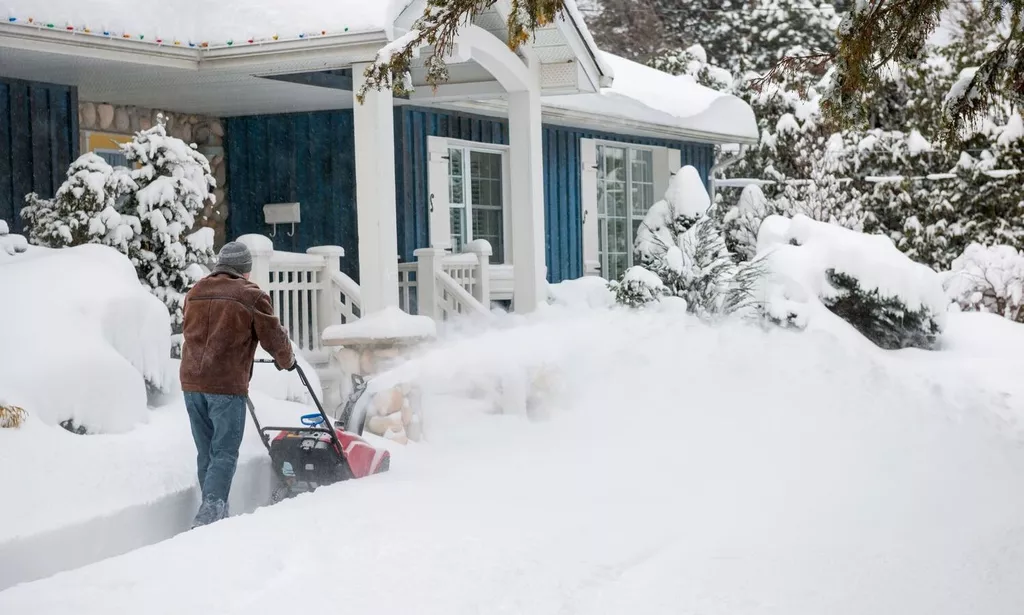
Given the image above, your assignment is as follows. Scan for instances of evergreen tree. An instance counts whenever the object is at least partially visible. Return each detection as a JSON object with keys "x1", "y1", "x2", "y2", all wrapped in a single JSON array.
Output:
[
  {"x1": 21, "y1": 153, "x2": 136, "y2": 249},
  {"x1": 121, "y1": 122, "x2": 216, "y2": 327}
]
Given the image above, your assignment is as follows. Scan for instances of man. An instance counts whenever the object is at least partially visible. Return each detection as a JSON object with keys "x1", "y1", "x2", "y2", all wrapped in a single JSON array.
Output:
[{"x1": 180, "y1": 241, "x2": 295, "y2": 528}]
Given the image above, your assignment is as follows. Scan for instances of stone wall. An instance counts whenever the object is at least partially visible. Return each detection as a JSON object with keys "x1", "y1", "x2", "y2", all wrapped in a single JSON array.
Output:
[{"x1": 78, "y1": 102, "x2": 230, "y2": 248}]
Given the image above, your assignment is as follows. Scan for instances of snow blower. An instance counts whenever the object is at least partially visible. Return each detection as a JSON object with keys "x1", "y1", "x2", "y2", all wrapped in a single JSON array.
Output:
[{"x1": 248, "y1": 360, "x2": 390, "y2": 502}]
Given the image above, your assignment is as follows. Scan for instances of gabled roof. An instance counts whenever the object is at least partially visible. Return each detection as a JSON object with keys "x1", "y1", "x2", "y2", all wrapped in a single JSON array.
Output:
[{"x1": 543, "y1": 52, "x2": 759, "y2": 144}]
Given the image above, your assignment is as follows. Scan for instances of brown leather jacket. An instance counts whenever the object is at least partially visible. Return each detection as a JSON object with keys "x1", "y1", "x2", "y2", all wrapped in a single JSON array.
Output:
[{"x1": 179, "y1": 271, "x2": 295, "y2": 396}]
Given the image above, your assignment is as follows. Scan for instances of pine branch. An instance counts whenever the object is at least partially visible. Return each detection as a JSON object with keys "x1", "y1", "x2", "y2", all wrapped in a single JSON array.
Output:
[{"x1": 356, "y1": 0, "x2": 566, "y2": 103}]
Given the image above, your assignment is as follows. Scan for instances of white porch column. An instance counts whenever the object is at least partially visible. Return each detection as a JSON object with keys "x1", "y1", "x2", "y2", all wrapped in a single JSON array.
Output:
[
  {"x1": 508, "y1": 87, "x2": 546, "y2": 313},
  {"x1": 352, "y1": 62, "x2": 400, "y2": 315}
]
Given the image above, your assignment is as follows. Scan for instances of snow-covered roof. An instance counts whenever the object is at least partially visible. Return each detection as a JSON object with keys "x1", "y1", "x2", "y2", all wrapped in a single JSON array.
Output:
[
  {"x1": 544, "y1": 52, "x2": 759, "y2": 144},
  {"x1": 0, "y1": 0, "x2": 415, "y2": 46}
]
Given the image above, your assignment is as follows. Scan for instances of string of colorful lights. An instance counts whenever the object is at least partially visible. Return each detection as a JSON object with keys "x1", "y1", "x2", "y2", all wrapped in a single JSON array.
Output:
[{"x1": 3, "y1": 14, "x2": 355, "y2": 49}]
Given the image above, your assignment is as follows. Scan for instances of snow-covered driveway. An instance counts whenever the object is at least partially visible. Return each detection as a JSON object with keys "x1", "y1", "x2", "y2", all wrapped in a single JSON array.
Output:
[{"x1": 4, "y1": 309, "x2": 1024, "y2": 614}]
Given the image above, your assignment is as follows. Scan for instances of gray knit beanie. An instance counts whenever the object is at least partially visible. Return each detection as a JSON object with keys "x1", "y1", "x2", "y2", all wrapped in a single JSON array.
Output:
[{"x1": 215, "y1": 241, "x2": 252, "y2": 275}]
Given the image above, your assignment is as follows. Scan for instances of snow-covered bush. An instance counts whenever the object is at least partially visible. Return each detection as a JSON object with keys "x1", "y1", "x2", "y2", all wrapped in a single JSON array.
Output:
[
  {"x1": 623, "y1": 166, "x2": 764, "y2": 317},
  {"x1": 121, "y1": 123, "x2": 216, "y2": 328},
  {"x1": 0, "y1": 219, "x2": 28, "y2": 259},
  {"x1": 21, "y1": 153, "x2": 136, "y2": 250},
  {"x1": 942, "y1": 243, "x2": 1024, "y2": 322},
  {"x1": 823, "y1": 271, "x2": 943, "y2": 350},
  {"x1": 758, "y1": 215, "x2": 946, "y2": 350},
  {"x1": 0, "y1": 244, "x2": 173, "y2": 433},
  {"x1": 722, "y1": 184, "x2": 770, "y2": 260},
  {"x1": 611, "y1": 266, "x2": 669, "y2": 308}
]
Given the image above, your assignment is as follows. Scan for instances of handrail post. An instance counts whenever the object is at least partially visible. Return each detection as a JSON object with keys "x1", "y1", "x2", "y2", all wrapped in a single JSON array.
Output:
[
  {"x1": 307, "y1": 246, "x2": 346, "y2": 332},
  {"x1": 414, "y1": 247, "x2": 445, "y2": 321},
  {"x1": 465, "y1": 239, "x2": 492, "y2": 307},
  {"x1": 237, "y1": 234, "x2": 274, "y2": 291}
]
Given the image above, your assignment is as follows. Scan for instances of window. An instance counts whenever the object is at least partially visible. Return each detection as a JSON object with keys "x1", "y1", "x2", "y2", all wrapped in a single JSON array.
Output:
[
  {"x1": 94, "y1": 149, "x2": 130, "y2": 168},
  {"x1": 596, "y1": 144, "x2": 654, "y2": 282},
  {"x1": 447, "y1": 146, "x2": 506, "y2": 263}
]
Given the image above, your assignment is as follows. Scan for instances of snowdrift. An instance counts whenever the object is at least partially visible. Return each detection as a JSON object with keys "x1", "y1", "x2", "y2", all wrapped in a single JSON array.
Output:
[
  {"x1": 0, "y1": 244, "x2": 172, "y2": 433},
  {"x1": 757, "y1": 214, "x2": 947, "y2": 347},
  {"x1": 5, "y1": 306, "x2": 1024, "y2": 613}
]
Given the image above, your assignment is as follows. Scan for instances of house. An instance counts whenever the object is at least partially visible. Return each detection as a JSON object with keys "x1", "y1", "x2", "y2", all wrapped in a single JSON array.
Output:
[{"x1": 0, "y1": 0, "x2": 757, "y2": 325}]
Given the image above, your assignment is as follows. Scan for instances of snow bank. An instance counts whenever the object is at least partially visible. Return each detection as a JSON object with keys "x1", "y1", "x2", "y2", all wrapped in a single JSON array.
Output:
[
  {"x1": 0, "y1": 244, "x2": 172, "y2": 433},
  {"x1": 0, "y1": 0, "x2": 415, "y2": 46},
  {"x1": 0, "y1": 389, "x2": 328, "y2": 589},
  {"x1": 757, "y1": 214, "x2": 947, "y2": 333},
  {"x1": 546, "y1": 276, "x2": 615, "y2": 309},
  {"x1": 7, "y1": 306, "x2": 1024, "y2": 613},
  {"x1": 250, "y1": 346, "x2": 323, "y2": 405},
  {"x1": 0, "y1": 219, "x2": 27, "y2": 259}
]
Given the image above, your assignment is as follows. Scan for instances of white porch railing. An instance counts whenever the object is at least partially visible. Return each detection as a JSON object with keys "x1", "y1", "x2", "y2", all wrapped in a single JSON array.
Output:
[
  {"x1": 398, "y1": 240, "x2": 492, "y2": 320},
  {"x1": 241, "y1": 237, "x2": 362, "y2": 357}
]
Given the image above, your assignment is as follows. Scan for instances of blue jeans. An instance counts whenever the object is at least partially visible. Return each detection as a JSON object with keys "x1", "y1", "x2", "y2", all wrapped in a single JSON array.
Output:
[{"x1": 184, "y1": 392, "x2": 246, "y2": 526}]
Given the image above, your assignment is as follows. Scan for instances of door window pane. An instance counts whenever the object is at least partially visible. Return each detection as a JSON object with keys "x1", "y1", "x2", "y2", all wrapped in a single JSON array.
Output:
[
  {"x1": 469, "y1": 150, "x2": 505, "y2": 263},
  {"x1": 448, "y1": 148, "x2": 464, "y2": 205},
  {"x1": 596, "y1": 145, "x2": 657, "y2": 281}
]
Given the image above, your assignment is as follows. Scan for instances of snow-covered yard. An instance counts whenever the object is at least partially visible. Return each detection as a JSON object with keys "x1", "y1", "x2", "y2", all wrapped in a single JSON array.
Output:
[{"x1": 4, "y1": 294, "x2": 1024, "y2": 612}]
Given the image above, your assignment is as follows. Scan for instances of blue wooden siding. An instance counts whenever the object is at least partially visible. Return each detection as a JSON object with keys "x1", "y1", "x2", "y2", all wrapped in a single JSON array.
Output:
[
  {"x1": 0, "y1": 78, "x2": 78, "y2": 233},
  {"x1": 224, "y1": 105, "x2": 714, "y2": 286},
  {"x1": 225, "y1": 111, "x2": 359, "y2": 280},
  {"x1": 394, "y1": 106, "x2": 508, "y2": 263},
  {"x1": 541, "y1": 125, "x2": 715, "y2": 282}
]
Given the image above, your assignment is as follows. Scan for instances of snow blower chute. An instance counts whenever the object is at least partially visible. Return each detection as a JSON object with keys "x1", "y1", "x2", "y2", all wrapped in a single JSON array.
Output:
[{"x1": 248, "y1": 360, "x2": 389, "y2": 502}]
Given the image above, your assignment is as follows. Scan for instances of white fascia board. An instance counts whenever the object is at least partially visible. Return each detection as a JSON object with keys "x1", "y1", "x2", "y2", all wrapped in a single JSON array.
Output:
[
  {"x1": 437, "y1": 99, "x2": 758, "y2": 145},
  {"x1": 0, "y1": 23, "x2": 390, "y2": 73},
  {"x1": 0, "y1": 23, "x2": 198, "y2": 69}
]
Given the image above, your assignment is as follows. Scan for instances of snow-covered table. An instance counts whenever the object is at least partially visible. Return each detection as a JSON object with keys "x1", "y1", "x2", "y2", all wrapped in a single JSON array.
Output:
[{"x1": 322, "y1": 307, "x2": 436, "y2": 444}]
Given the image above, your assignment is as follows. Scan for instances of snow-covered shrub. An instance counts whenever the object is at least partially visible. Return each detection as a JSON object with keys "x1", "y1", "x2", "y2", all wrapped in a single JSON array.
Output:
[
  {"x1": 121, "y1": 122, "x2": 216, "y2": 327},
  {"x1": 758, "y1": 215, "x2": 947, "y2": 350},
  {"x1": 722, "y1": 184, "x2": 770, "y2": 260},
  {"x1": 0, "y1": 244, "x2": 173, "y2": 433},
  {"x1": 21, "y1": 153, "x2": 136, "y2": 249},
  {"x1": 823, "y1": 271, "x2": 943, "y2": 350},
  {"x1": 942, "y1": 243, "x2": 1024, "y2": 322},
  {"x1": 624, "y1": 166, "x2": 765, "y2": 318},
  {"x1": 611, "y1": 266, "x2": 669, "y2": 308}
]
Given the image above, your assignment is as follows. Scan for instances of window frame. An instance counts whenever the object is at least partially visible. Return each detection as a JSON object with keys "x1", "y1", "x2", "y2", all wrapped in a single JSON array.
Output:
[
  {"x1": 593, "y1": 140, "x2": 657, "y2": 281},
  {"x1": 444, "y1": 138, "x2": 512, "y2": 264}
]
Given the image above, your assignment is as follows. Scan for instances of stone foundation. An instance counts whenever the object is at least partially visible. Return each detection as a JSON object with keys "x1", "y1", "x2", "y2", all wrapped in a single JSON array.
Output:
[{"x1": 78, "y1": 102, "x2": 230, "y2": 248}]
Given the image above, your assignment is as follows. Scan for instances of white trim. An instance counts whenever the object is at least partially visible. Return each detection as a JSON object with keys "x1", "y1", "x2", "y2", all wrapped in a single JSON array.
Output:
[
  {"x1": 437, "y1": 99, "x2": 757, "y2": 145},
  {"x1": 442, "y1": 140, "x2": 513, "y2": 265},
  {"x1": 427, "y1": 135, "x2": 452, "y2": 250},
  {"x1": 591, "y1": 142, "x2": 657, "y2": 282},
  {"x1": 580, "y1": 138, "x2": 600, "y2": 276}
]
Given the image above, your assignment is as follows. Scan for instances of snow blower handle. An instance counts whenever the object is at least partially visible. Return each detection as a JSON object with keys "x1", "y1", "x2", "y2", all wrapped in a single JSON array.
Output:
[{"x1": 251, "y1": 358, "x2": 344, "y2": 455}]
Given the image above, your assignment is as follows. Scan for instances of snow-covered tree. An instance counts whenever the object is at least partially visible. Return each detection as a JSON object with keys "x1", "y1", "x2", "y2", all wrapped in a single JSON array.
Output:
[
  {"x1": 812, "y1": 0, "x2": 1023, "y2": 141},
  {"x1": 943, "y1": 243, "x2": 1024, "y2": 322},
  {"x1": 120, "y1": 122, "x2": 216, "y2": 327},
  {"x1": 619, "y1": 166, "x2": 764, "y2": 317},
  {"x1": 21, "y1": 153, "x2": 136, "y2": 249}
]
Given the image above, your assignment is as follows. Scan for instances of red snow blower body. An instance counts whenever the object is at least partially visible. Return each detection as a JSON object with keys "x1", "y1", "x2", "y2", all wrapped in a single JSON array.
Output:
[{"x1": 248, "y1": 360, "x2": 389, "y2": 502}]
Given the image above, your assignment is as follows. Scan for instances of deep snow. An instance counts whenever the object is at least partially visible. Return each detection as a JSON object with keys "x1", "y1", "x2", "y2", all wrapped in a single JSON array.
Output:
[{"x1": 4, "y1": 305, "x2": 1024, "y2": 614}]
